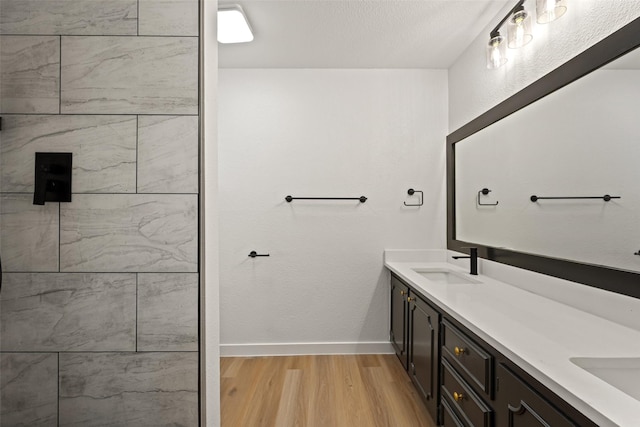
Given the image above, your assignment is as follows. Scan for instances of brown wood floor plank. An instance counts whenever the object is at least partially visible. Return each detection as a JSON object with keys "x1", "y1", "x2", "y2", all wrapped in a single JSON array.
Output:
[
  {"x1": 306, "y1": 355, "x2": 338, "y2": 427},
  {"x1": 220, "y1": 354, "x2": 437, "y2": 427},
  {"x1": 274, "y1": 369, "x2": 304, "y2": 427},
  {"x1": 221, "y1": 357, "x2": 262, "y2": 427},
  {"x1": 221, "y1": 356, "x2": 245, "y2": 378},
  {"x1": 240, "y1": 357, "x2": 288, "y2": 427}
]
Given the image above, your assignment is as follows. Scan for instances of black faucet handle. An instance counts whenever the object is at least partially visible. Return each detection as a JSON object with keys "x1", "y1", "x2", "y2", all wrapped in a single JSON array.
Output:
[{"x1": 452, "y1": 247, "x2": 479, "y2": 275}]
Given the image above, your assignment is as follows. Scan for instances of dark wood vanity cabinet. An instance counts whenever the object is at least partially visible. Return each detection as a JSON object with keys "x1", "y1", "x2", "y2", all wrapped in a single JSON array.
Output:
[
  {"x1": 389, "y1": 273, "x2": 599, "y2": 427},
  {"x1": 389, "y1": 275, "x2": 440, "y2": 422},
  {"x1": 408, "y1": 293, "x2": 441, "y2": 423},
  {"x1": 390, "y1": 275, "x2": 409, "y2": 369}
]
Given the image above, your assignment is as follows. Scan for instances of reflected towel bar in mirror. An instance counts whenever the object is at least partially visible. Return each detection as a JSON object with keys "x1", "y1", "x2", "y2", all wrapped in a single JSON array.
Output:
[
  {"x1": 530, "y1": 194, "x2": 621, "y2": 202},
  {"x1": 285, "y1": 195, "x2": 367, "y2": 203}
]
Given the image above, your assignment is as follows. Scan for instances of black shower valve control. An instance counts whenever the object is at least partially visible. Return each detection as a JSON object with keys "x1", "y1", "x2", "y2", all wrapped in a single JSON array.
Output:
[{"x1": 33, "y1": 152, "x2": 72, "y2": 205}]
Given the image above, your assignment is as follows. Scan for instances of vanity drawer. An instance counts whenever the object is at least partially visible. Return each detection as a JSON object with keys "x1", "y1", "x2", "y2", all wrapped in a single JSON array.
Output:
[
  {"x1": 442, "y1": 397, "x2": 465, "y2": 427},
  {"x1": 442, "y1": 318, "x2": 493, "y2": 396},
  {"x1": 495, "y1": 363, "x2": 577, "y2": 427},
  {"x1": 442, "y1": 358, "x2": 493, "y2": 427}
]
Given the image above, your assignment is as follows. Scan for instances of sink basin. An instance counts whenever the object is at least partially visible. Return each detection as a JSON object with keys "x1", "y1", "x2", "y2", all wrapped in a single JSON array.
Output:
[
  {"x1": 570, "y1": 357, "x2": 640, "y2": 401},
  {"x1": 412, "y1": 268, "x2": 480, "y2": 285}
]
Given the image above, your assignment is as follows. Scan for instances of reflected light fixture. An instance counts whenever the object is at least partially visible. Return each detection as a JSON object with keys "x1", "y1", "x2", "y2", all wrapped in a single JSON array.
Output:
[
  {"x1": 218, "y1": 5, "x2": 254, "y2": 44},
  {"x1": 536, "y1": 0, "x2": 567, "y2": 24}
]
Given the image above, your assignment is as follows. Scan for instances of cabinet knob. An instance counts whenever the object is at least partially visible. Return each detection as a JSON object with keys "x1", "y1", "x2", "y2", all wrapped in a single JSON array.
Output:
[
  {"x1": 407, "y1": 297, "x2": 414, "y2": 302},
  {"x1": 454, "y1": 346, "x2": 466, "y2": 357},
  {"x1": 453, "y1": 391, "x2": 464, "y2": 402},
  {"x1": 400, "y1": 291, "x2": 407, "y2": 296}
]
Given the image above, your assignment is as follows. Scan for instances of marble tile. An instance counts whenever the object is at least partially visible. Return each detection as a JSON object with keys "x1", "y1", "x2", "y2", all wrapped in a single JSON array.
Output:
[
  {"x1": 59, "y1": 352, "x2": 198, "y2": 426},
  {"x1": 138, "y1": 115, "x2": 199, "y2": 194},
  {"x1": 0, "y1": 273, "x2": 136, "y2": 351},
  {"x1": 61, "y1": 36, "x2": 198, "y2": 114},
  {"x1": 0, "y1": 36, "x2": 60, "y2": 114},
  {"x1": 0, "y1": 353, "x2": 58, "y2": 426},
  {"x1": 139, "y1": 0, "x2": 199, "y2": 36},
  {"x1": 0, "y1": 194, "x2": 59, "y2": 272},
  {"x1": 0, "y1": 0, "x2": 137, "y2": 35},
  {"x1": 138, "y1": 273, "x2": 198, "y2": 351},
  {"x1": 60, "y1": 194, "x2": 198, "y2": 272},
  {"x1": 1, "y1": 115, "x2": 136, "y2": 193}
]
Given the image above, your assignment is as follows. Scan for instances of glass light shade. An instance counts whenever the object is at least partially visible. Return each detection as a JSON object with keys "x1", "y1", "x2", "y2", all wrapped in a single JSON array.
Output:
[
  {"x1": 508, "y1": 10, "x2": 533, "y2": 48},
  {"x1": 536, "y1": 0, "x2": 567, "y2": 24},
  {"x1": 218, "y1": 6, "x2": 254, "y2": 43},
  {"x1": 486, "y1": 35, "x2": 507, "y2": 69}
]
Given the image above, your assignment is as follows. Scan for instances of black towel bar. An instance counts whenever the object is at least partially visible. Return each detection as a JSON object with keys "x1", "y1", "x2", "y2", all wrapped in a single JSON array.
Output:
[{"x1": 285, "y1": 195, "x2": 367, "y2": 203}]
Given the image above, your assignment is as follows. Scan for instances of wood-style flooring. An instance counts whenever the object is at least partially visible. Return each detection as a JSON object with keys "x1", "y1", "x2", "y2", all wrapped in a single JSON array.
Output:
[{"x1": 220, "y1": 354, "x2": 436, "y2": 427}]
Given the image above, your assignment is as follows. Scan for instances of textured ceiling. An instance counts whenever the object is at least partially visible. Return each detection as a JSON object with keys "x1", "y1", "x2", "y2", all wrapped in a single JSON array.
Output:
[{"x1": 218, "y1": 0, "x2": 511, "y2": 69}]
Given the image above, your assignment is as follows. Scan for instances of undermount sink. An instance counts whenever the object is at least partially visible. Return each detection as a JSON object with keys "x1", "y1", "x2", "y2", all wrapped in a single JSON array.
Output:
[
  {"x1": 412, "y1": 268, "x2": 481, "y2": 285},
  {"x1": 570, "y1": 357, "x2": 640, "y2": 401}
]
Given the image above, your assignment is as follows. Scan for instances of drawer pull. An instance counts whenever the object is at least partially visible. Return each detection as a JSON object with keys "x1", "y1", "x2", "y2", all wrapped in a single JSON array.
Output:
[
  {"x1": 454, "y1": 346, "x2": 466, "y2": 357},
  {"x1": 453, "y1": 391, "x2": 464, "y2": 402}
]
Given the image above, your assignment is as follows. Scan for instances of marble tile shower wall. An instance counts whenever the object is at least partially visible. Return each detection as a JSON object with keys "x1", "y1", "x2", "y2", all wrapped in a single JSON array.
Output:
[{"x1": 0, "y1": 1, "x2": 200, "y2": 425}]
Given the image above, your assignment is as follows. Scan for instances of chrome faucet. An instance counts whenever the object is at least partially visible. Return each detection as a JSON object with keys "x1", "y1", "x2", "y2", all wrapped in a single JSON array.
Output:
[{"x1": 452, "y1": 247, "x2": 478, "y2": 275}]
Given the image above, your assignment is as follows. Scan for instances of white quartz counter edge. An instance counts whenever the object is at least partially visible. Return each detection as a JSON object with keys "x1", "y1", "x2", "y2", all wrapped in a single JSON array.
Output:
[{"x1": 385, "y1": 260, "x2": 640, "y2": 427}]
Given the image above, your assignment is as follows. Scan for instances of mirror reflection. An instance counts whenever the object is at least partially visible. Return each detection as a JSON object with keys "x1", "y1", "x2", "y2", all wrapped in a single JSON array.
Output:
[{"x1": 455, "y1": 47, "x2": 640, "y2": 273}]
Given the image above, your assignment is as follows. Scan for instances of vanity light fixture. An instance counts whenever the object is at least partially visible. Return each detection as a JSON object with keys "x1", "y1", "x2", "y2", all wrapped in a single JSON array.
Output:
[
  {"x1": 486, "y1": 0, "x2": 567, "y2": 69},
  {"x1": 507, "y1": 5, "x2": 533, "y2": 48},
  {"x1": 486, "y1": 0, "x2": 529, "y2": 69},
  {"x1": 218, "y1": 5, "x2": 254, "y2": 44},
  {"x1": 536, "y1": 0, "x2": 567, "y2": 24},
  {"x1": 486, "y1": 34, "x2": 507, "y2": 69}
]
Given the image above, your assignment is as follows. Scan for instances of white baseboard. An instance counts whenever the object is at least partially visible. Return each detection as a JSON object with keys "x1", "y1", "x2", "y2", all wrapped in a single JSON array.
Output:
[{"x1": 220, "y1": 341, "x2": 394, "y2": 357}]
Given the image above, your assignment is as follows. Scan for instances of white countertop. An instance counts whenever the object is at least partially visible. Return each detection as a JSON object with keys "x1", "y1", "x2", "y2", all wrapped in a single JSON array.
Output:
[{"x1": 385, "y1": 251, "x2": 640, "y2": 427}]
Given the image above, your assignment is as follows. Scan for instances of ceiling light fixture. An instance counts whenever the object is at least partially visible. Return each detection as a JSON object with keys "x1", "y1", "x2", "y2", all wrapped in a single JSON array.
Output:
[{"x1": 218, "y1": 5, "x2": 254, "y2": 44}]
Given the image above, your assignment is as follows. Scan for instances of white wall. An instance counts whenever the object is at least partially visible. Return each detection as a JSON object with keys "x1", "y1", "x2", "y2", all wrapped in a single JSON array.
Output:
[
  {"x1": 218, "y1": 69, "x2": 447, "y2": 354},
  {"x1": 449, "y1": 0, "x2": 640, "y2": 131}
]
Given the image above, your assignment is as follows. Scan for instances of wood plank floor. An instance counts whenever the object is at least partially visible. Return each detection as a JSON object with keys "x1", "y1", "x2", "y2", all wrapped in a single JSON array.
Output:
[{"x1": 220, "y1": 354, "x2": 436, "y2": 427}]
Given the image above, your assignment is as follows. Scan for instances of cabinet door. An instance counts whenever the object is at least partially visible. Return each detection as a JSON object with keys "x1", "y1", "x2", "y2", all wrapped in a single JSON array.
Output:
[
  {"x1": 409, "y1": 294, "x2": 440, "y2": 423},
  {"x1": 495, "y1": 363, "x2": 577, "y2": 427},
  {"x1": 390, "y1": 275, "x2": 409, "y2": 369}
]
